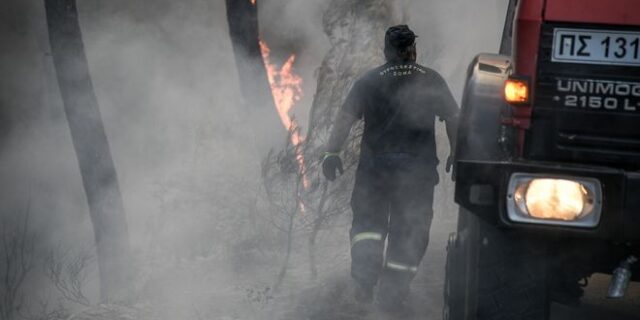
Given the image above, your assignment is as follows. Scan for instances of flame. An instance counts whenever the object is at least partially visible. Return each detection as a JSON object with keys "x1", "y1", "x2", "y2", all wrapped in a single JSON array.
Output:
[
  {"x1": 259, "y1": 40, "x2": 303, "y2": 132},
  {"x1": 259, "y1": 40, "x2": 308, "y2": 188}
]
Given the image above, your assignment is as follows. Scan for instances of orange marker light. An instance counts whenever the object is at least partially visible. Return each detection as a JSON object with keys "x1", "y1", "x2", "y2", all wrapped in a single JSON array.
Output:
[{"x1": 504, "y1": 78, "x2": 529, "y2": 104}]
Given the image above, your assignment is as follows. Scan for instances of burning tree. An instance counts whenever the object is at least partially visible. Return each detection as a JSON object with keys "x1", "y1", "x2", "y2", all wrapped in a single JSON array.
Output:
[{"x1": 225, "y1": 0, "x2": 287, "y2": 155}]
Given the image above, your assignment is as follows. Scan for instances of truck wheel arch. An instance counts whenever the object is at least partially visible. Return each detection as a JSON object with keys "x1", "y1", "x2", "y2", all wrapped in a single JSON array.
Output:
[{"x1": 456, "y1": 53, "x2": 512, "y2": 164}]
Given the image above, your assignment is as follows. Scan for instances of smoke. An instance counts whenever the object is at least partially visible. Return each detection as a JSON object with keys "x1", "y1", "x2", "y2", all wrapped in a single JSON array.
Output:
[{"x1": 0, "y1": 0, "x2": 509, "y2": 319}]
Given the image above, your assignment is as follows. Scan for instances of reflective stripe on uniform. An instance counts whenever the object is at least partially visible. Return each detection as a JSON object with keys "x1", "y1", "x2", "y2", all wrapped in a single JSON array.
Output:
[
  {"x1": 351, "y1": 232, "x2": 383, "y2": 247},
  {"x1": 385, "y1": 261, "x2": 418, "y2": 273}
]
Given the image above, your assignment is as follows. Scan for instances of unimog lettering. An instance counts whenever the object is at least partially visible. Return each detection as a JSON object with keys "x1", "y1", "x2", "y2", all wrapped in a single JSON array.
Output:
[{"x1": 555, "y1": 79, "x2": 640, "y2": 111}]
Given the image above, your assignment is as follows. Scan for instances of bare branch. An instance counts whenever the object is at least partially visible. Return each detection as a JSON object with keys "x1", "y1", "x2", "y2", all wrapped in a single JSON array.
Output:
[
  {"x1": 0, "y1": 202, "x2": 35, "y2": 320},
  {"x1": 43, "y1": 246, "x2": 93, "y2": 306}
]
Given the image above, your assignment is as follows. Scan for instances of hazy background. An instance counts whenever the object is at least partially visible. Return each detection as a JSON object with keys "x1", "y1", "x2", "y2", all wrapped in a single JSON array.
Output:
[{"x1": 0, "y1": 0, "x2": 508, "y2": 318}]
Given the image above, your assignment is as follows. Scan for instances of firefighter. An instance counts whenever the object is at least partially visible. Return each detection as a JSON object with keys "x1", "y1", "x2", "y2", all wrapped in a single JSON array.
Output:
[{"x1": 322, "y1": 25, "x2": 458, "y2": 311}]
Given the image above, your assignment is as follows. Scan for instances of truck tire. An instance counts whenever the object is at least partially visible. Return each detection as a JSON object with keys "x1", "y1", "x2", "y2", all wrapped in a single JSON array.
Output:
[{"x1": 444, "y1": 208, "x2": 550, "y2": 320}]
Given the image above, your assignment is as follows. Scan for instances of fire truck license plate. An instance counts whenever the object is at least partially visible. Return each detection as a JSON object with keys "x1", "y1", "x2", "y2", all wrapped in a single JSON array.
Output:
[{"x1": 552, "y1": 28, "x2": 640, "y2": 66}]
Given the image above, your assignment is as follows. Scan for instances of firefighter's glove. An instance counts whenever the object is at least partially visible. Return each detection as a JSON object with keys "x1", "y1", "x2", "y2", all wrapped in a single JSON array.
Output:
[{"x1": 322, "y1": 152, "x2": 343, "y2": 181}]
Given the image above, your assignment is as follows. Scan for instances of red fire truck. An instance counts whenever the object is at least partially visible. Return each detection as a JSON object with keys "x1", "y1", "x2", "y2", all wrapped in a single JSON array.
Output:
[{"x1": 445, "y1": 0, "x2": 640, "y2": 319}]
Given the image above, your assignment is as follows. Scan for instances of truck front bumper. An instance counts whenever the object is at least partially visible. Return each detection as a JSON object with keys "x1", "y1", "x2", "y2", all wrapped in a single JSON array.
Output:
[{"x1": 455, "y1": 160, "x2": 640, "y2": 241}]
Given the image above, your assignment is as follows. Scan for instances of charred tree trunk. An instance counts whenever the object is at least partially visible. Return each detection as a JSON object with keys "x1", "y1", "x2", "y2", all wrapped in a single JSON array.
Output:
[
  {"x1": 225, "y1": 0, "x2": 286, "y2": 155},
  {"x1": 44, "y1": 0, "x2": 132, "y2": 303}
]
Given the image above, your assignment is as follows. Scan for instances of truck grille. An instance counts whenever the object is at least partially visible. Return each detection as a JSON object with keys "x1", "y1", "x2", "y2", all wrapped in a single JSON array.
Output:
[{"x1": 525, "y1": 22, "x2": 640, "y2": 170}]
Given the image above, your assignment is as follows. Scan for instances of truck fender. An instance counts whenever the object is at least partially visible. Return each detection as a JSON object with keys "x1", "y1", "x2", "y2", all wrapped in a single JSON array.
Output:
[{"x1": 455, "y1": 53, "x2": 512, "y2": 163}]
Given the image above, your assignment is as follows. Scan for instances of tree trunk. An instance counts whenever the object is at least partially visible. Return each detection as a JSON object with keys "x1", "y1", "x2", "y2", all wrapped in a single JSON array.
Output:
[
  {"x1": 44, "y1": 0, "x2": 132, "y2": 303},
  {"x1": 225, "y1": 0, "x2": 287, "y2": 156}
]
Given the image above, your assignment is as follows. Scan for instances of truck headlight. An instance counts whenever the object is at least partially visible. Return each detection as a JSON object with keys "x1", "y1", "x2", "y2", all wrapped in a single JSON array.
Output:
[{"x1": 507, "y1": 173, "x2": 602, "y2": 227}]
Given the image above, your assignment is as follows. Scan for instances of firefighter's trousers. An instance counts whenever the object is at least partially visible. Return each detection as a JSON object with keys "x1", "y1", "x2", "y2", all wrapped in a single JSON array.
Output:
[{"x1": 350, "y1": 153, "x2": 437, "y2": 300}]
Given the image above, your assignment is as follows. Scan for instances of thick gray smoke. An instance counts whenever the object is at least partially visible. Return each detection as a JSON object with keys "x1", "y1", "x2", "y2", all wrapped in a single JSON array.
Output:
[{"x1": 0, "y1": 0, "x2": 508, "y2": 319}]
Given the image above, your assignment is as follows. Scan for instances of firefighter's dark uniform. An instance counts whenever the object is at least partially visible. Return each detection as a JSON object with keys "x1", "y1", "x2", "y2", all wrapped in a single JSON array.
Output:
[{"x1": 340, "y1": 62, "x2": 458, "y2": 303}]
